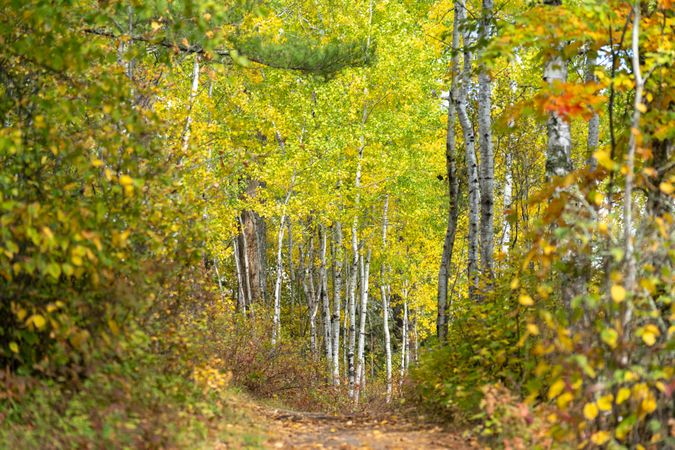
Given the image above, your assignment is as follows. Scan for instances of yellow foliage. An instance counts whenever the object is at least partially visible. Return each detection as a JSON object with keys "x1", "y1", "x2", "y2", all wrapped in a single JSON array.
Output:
[
  {"x1": 610, "y1": 285, "x2": 626, "y2": 303},
  {"x1": 582, "y1": 402, "x2": 598, "y2": 420}
]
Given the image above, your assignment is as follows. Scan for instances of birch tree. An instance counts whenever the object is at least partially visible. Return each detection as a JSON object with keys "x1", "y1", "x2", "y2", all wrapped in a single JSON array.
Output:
[
  {"x1": 354, "y1": 248, "x2": 371, "y2": 403},
  {"x1": 437, "y1": 1, "x2": 461, "y2": 342},
  {"x1": 454, "y1": 0, "x2": 480, "y2": 299},
  {"x1": 380, "y1": 196, "x2": 393, "y2": 402},
  {"x1": 477, "y1": 0, "x2": 495, "y2": 279}
]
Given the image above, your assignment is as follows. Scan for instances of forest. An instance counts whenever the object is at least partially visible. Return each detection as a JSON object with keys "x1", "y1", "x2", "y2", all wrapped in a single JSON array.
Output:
[{"x1": 0, "y1": 0, "x2": 673, "y2": 448}]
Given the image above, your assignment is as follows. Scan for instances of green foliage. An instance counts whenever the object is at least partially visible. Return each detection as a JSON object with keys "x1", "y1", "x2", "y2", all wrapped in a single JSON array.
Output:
[
  {"x1": 411, "y1": 278, "x2": 531, "y2": 418},
  {"x1": 233, "y1": 35, "x2": 375, "y2": 76}
]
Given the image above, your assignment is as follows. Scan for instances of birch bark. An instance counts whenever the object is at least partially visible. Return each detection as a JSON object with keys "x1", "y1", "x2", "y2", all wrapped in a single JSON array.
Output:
[
  {"x1": 354, "y1": 248, "x2": 371, "y2": 404},
  {"x1": 319, "y1": 224, "x2": 332, "y2": 365},
  {"x1": 437, "y1": 2, "x2": 461, "y2": 341},
  {"x1": 454, "y1": 0, "x2": 480, "y2": 299},
  {"x1": 331, "y1": 223, "x2": 343, "y2": 385},
  {"x1": 380, "y1": 196, "x2": 392, "y2": 402},
  {"x1": 478, "y1": 0, "x2": 495, "y2": 278}
]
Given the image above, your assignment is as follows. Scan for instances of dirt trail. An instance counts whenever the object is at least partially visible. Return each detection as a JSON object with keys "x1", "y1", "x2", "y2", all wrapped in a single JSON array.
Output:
[{"x1": 255, "y1": 407, "x2": 477, "y2": 449}]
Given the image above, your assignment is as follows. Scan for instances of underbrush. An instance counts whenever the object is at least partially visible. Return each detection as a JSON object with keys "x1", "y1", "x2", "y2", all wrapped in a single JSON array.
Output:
[
  {"x1": 409, "y1": 202, "x2": 674, "y2": 449},
  {"x1": 0, "y1": 333, "x2": 265, "y2": 449},
  {"x1": 159, "y1": 291, "x2": 359, "y2": 414}
]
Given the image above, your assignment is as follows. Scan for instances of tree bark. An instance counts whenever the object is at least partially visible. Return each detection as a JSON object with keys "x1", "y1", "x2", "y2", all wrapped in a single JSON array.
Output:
[
  {"x1": 272, "y1": 216, "x2": 286, "y2": 345},
  {"x1": 455, "y1": 0, "x2": 480, "y2": 300},
  {"x1": 380, "y1": 196, "x2": 393, "y2": 402},
  {"x1": 478, "y1": 0, "x2": 495, "y2": 279},
  {"x1": 544, "y1": 41, "x2": 572, "y2": 178},
  {"x1": 180, "y1": 55, "x2": 200, "y2": 156},
  {"x1": 354, "y1": 248, "x2": 371, "y2": 404},
  {"x1": 437, "y1": 3, "x2": 462, "y2": 341},
  {"x1": 502, "y1": 150, "x2": 513, "y2": 255},
  {"x1": 623, "y1": 1, "x2": 643, "y2": 323},
  {"x1": 585, "y1": 49, "x2": 600, "y2": 169},
  {"x1": 331, "y1": 222, "x2": 343, "y2": 385},
  {"x1": 319, "y1": 224, "x2": 332, "y2": 367},
  {"x1": 400, "y1": 289, "x2": 409, "y2": 388}
]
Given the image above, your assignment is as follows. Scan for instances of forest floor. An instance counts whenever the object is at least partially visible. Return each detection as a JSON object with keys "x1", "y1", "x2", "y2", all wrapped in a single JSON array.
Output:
[{"x1": 223, "y1": 399, "x2": 478, "y2": 449}]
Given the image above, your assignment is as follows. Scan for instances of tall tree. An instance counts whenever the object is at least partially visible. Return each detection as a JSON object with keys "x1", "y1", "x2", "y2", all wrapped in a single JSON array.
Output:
[
  {"x1": 477, "y1": 0, "x2": 495, "y2": 279},
  {"x1": 454, "y1": 0, "x2": 480, "y2": 299},
  {"x1": 437, "y1": 1, "x2": 462, "y2": 341}
]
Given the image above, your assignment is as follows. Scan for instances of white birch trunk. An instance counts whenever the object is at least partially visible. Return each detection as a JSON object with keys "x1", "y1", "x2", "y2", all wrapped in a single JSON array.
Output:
[
  {"x1": 181, "y1": 56, "x2": 200, "y2": 156},
  {"x1": 623, "y1": 1, "x2": 643, "y2": 311},
  {"x1": 233, "y1": 238, "x2": 246, "y2": 312},
  {"x1": 319, "y1": 225, "x2": 332, "y2": 366},
  {"x1": 543, "y1": 28, "x2": 572, "y2": 179},
  {"x1": 585, "y1": 50, "x2": 600, "y2": 169},
  {"x1": 348, "y1": 137, "x2": 364, "y2": 397},
  {"x1": 437, "y1": 3, "x2": 461, "y2": 341},
  {"x1": 400, "y1": 290, "x2": 409, "y2": 388},
  {"x1": 331, "y1": 223, "x2": 343, "y2": 385},
  {"x1": 455, "y1": 0, "x2": 480, "y2": 299},
  {"x1": 272, "y1": 216, "x2": 287, "y2": 345},
  {"x1": 238, "y1": 215, "x2": 254, "y2": 317},
  {"x1": 354, "y1": 248, "x2": 371, "y2": 404},
  {"x1": 380, "y1": 196, "x2": 393, "y2": 402},
  {"x1": 478, "y1": 0, "x2": 495, "y2": 278},
  {"x1": 502, "y1": 150, "x2": 513, "y2": 255}
]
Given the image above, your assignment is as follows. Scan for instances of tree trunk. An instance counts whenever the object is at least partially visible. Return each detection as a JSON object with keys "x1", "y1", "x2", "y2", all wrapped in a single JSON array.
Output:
[
  {"x1": 502, "y1": 150, "x2": 513, "y2": 255},
  {"x1": 233, "y1": 238, "x2": 246, "y2": 313},
  {"x1": 400, "y1": 290, "x2": 409, "y2": 388},
  {"x1": 585, "y1": 49, "x2": 600, "y2": 169},
  {"x1": 331, "y1": 222, "x2": 343, "y2": 385},
  {"x1": 380, "y1": 196, "x2": 393, "y2": 402},
  {"x1": 348, "y1": 243, "x2": 357, "y2": 398},
  {"x1": 272, "y1": 215, "x2": 287, "y2": 345},
  {"x1": 543, "y1": 34, "x2": 572, "y2": 179},
  {"x1": 354, "y1": 248, "x2": 371, "y2": 404},
  {"x1": 455, "y1": 0, "x2": 480, "y2": 300},
  {"x1": 348, "y1": 133, "x2": 364, "y2": 397},
  {"x1": 623, "y1": 1, "x2": 644, "y2": 325},
  {"x1": 478, "y1": 0, "x2": 495, "y2": 279},
  {"x1": 237, "y1": 215, "x2": 254, "y2": 317},
  {"x1": 303, "y1": 235, "x2": 318, "y2": 356},
  {"x1": 319, "y1": 224, "x2": 332, "y2": 367},
  {"x1": 437, "y1": 3, "x2": 462, "y2": 341},
  {"x1": 180, "y1": 55, "x2": 200, "y2": 157}
]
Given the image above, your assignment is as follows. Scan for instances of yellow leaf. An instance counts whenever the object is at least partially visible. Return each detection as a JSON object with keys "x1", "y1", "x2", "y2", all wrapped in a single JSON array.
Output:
[
  {"x1": 557, "y1": 392, "x2": 573, "y2": 409},
  {"x1": 641, "y1": 324, "x2": 660, "y2": 346},
  {"x1": 151, "y1": 21, "x2": 162, "y2": 31},
  {"x1": 15, "y1": 307, "x2": 27, "y2": 321},
  {"x1": 597, "y1": 394, "x2": 613, "y2": 411},
  {"x1": 119, "y1": 175, "x2": 133, "y2": 186},
  {"x1": 611, "y1": 285, "x2": 626, "y2": 303},
  {"x1": 29, "y1": 314, "x2": 47, "y2": 330},
  {"x1": 519, "y1": 294, "x2": 534, "y2": 306},
  {"x1": 108, "y1": 319, "x2": 120, "y2": 336},
  {"x1": 9, "y1": 342, "x2": 19, "y2": 353},
  {"x1": 548, "y1": 379, "x2": 565, "y2": 400},
  {"x1": 659, "y1": 182, "x2": 674, "y2": 194},
  {"x1": 636, "y1": 103, "x2": 647, "y2": 113},
  {"x1": 591, "y1": 431, "x2": 610, "y2": 445},
  {"x1": 583, "y1": 402, "x2": 598, "y2": 420},
  {"x1": 640, "y1": 395, "x2": 656, "y2": 414},
  {"x1": 616, "y1": 387, "x2": 631, "y2": 405},
  {"x1": 593, "y1": 149, "x2": 615, "y2": 171},
  {"x1": 527, "y1": 323, "x2": 540, "y2": 335},
  {"x1": 510, "y1": 278, "x2": 520, "y2": 290}
]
